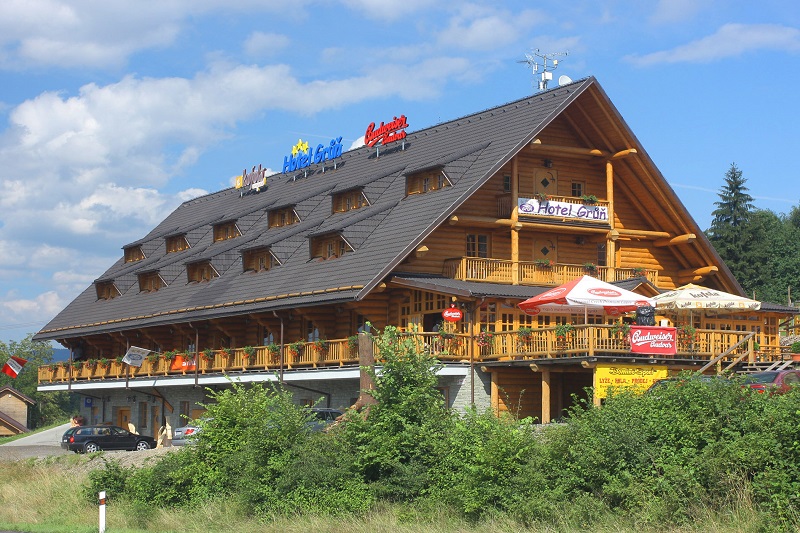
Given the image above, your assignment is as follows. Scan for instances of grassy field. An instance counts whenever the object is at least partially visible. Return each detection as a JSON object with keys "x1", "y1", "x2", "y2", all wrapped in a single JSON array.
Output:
[{"x1": 0, "y1": 454, "x2": 765, "y2": 533}]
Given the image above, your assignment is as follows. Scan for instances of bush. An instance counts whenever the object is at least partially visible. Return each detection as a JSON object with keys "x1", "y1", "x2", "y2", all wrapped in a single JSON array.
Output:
[{"x1": 83, "y1": 459, "x2": 131, "y2": 503}]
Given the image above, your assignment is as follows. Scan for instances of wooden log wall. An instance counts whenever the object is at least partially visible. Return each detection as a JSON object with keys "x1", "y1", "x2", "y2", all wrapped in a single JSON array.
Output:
[
  {"x1": 491, "y1": 368, "x2": 541, "y2": 420},
  {"x1": 616, "y1": 241, "x2": 681, "y2": 290}
]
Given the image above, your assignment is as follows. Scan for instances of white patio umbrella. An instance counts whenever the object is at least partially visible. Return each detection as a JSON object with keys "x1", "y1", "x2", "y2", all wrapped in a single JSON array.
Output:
[
  {"x1": 652, "y1": 284, "x2": 761, "y2": 312},
  {"x1": 518, "y1": 275, "x2": 655, "y2": 321}
]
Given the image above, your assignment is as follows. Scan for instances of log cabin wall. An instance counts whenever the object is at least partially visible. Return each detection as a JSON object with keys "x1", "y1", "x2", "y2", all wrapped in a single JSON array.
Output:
[
  {"x1": 491, "y1": 368, "x2": 541, "y2": 420},
  {"x1": 617, "y1": 241, "x2": 681, "y2": 290}
]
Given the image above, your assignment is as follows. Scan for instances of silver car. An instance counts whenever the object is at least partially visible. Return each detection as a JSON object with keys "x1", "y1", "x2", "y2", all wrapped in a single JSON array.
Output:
[{"x1": 172, "y1": 422, "x2": 202, "y2": 446}]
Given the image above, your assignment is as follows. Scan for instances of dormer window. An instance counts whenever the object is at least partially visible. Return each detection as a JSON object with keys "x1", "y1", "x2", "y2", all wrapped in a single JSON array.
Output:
[
  {"x1": 406, "y1": 169, "x2": 451, "y2": 195},
  {"x1": 311, "y1": 234, "x2": 351, "y2": 260},
  {"x1": 124, "y1": 246, "x2": 145, "y2": 263},
  {"x1": 268, "y1": 207, "x2": 299, "y2": 228},
  {"x1": 243, "y1": 248, "x2": 278, "y2": 272},
  {"x1": 96, "y1": 281, "x2": 120, "y2": 300},
  {"x1": 213, "y1": 221, "x2": 241, "y2": 242},
  {"x1": 333, "y1": 189, "x2": 368, "y2": 213},
  {"x1": 138, "y1": 272, "x2": 165, "y2": 293},
  {"x1": 187, "y1": 261, "x2": 218, "y2": 283},
  {"x1": 166, "y1": 234, "x2": 190, "y2": 253}
]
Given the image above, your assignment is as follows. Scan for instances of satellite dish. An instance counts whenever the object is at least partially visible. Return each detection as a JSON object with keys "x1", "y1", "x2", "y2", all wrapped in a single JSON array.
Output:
[{"x1": 558, "y1": 75, "x2": 573, "y2": 86}]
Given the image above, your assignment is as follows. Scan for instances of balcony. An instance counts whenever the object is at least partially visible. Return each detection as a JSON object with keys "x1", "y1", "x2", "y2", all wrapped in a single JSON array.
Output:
[
  {"x1": 38, "y1": 327, "x2": 771, "y2": 385},
  {"x1": 442, "y1": 257, "x2": 659, "y2": 286}
]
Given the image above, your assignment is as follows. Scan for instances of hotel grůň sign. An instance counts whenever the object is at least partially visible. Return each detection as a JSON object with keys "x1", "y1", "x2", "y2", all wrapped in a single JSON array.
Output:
[{"x1": 518, "y1": 198, "x2": 608, "y2": 222}]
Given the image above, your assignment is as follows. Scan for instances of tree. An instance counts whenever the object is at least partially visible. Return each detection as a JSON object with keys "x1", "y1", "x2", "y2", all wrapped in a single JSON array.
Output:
[
  {"x1": 706, "y1": 163, "x2": 756, "y2": 285},
  {"x1": 0, "y1": 335, "x2": 76, "y2": 428},
  {"x1": 709, "y1": 163, "x2": 754, "y2": 231}
]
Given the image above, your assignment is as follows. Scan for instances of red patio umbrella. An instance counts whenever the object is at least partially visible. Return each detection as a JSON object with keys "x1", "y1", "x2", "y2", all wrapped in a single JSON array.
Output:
[{"x1": 518, "y1": 275, "x2": 655, "y2": 320}]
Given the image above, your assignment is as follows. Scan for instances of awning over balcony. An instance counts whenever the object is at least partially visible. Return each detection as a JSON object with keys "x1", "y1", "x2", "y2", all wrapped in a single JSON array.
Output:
[{"x1": 388, "y1": 273, "x2": 548, "y2": 300}]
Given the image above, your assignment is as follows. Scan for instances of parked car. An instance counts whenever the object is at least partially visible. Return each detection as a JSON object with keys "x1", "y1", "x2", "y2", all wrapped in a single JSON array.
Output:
[
  {"x1": 172, "y1": 422, "x2": 202, "y2": 446},
  {"x1": 306, "y1": 407, "x2": 344, "y2": 432},
  {"x1": 61, "y1": 425, "x2": 156, "y2": 453},
  {"x1": 742, "y1": 370, "x2": 800, "y2": 394}
]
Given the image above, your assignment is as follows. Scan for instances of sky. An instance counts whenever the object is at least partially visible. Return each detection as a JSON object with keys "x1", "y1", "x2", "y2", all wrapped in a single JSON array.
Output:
[{"x1": 0, "y1": 0, "x2": 798, "y2": 344}]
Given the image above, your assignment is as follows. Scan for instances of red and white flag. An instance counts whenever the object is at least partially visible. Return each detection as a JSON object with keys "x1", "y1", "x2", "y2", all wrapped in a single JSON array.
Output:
[{"x1": 1, "y1": 356, "x2": 28, "y2": 378}]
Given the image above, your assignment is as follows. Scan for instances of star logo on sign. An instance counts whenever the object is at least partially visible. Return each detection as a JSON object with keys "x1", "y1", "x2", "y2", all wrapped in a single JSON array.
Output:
[{"x1": 291, "y1": 139, "x2": 309, "y2": 156}]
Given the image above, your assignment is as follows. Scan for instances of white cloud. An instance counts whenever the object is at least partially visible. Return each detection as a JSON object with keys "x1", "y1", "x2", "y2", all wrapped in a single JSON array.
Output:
[
  {"x1": 339, "y1": 0, "x2": 439, "y2": 21},
  {"x1": 0, "y1": 0, "x2": 311, "y2": 69},
  {"x1": 439, "y1": 7, "x2": 543, "y2": 50},
  {"x1": 626, "y1": 23, "x2": 800, "y2": 66},
  {"x1": 29, "y1": 245, "x2": 74, "y2": 268},
  {"x1": 244, "y1": 32, "x2": 290, "y2": 58},
  {"x1": 349, "y1": 136, "x2": 365, "y2": 150},
  {"x1": 1, "y1": 290, "x2": 65, "y2": 318}
]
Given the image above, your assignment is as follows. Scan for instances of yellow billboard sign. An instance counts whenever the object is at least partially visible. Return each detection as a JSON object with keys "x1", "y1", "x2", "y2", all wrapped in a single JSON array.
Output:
[{"x1": 594, "y1": 363, "x2": 669, "y2": 399}]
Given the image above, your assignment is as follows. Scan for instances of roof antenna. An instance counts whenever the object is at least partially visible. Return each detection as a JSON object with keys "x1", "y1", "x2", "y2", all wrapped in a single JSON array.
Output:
[{"x1": 518, "y1": 49, "x2": 569, "y2": 92}]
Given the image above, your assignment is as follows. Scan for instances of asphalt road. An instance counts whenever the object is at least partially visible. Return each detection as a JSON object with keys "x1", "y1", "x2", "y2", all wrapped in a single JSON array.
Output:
[{"x1": 0, "y1": 423, "x2": 72, "y2": 460}]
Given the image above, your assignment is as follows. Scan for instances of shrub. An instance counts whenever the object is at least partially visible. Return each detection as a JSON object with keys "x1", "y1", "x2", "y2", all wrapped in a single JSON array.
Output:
[
  {"x1": 340, "y1": 325, "x2": 451, "y2": 499},
  {"x1": 84, "y1": 459, "x2": 131, "y2": 503},
  {"x1": 791, "y1": 341, "x2": 800, "y2": 354}
]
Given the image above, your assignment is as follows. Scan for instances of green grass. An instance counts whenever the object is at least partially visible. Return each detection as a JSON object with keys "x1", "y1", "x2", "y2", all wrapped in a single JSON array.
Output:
[{"x1": 0, "y1": 457, "x2": 767, "y2": 533}]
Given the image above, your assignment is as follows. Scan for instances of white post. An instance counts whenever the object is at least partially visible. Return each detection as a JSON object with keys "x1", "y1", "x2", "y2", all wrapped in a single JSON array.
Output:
[{"x1": 99, "y1": 490, "x2": 106, "y2": 533}]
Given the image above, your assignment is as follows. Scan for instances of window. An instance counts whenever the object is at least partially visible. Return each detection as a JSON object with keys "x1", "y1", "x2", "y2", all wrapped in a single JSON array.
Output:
[
  {"x1": 571, "y1": 181, "x2": 584, "y2": 198},
  {"x1": 306, "y1": 320, "x2": 320, "y2": 342},
  {"x1": 138, "y1": 272, "x2": 164, "y2": 292},
  {"x1": 596, "y1": 243, "x2": 607, "y2": 267},
  {"x1": 138, "y1": 402, "x2": 148, "y2": 430},
  {"x1": 503, "y1": 174, "x2": 512, "y2": 193},
  {"x1": 466, "y1": 234, "x2": 489, "y2": 258},
  {"x1": 166, "y1": 234, "x2": 190, "y2": 253},
  {"x1": 187, "y1": 261, "x2": 218, "y2": 283},
  {"x1": 213, "y1": 221, "x2": 241, "y2": 242},
  {"x1": 124, "y1": 246, "x2": 144, "y2": 263},
  {"x1": 243, "y1": 248, "x2": 276, "y2": 272},
  {"x1": 96, "y1": 281, "x2": 120, "y2": 300},
  {"x1": 311, "y1": 234, "x2": 351, "y2": 260},
  {"x1": 268, "y1": 207, "x2": 299, "y2": 228},
  {"x1": 406, "y1": 169, "x2": 451, "y2": 195},
  {"x1": 333, "y1": 189, "x2": 367, "y2": 213}
]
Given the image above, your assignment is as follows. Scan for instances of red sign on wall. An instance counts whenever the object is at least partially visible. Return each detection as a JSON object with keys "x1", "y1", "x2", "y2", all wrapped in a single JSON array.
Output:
[
  {"x1": 442, "y1": 306, "x2": 463, "y2": 322},
  {"x1": 629, "y1": 326, "x2": 677, "y2": 355}
]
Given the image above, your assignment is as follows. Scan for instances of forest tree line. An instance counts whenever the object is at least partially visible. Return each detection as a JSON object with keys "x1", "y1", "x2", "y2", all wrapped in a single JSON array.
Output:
[{"x1": 706, "y1": 162, "x2": 800, "y2": 306}]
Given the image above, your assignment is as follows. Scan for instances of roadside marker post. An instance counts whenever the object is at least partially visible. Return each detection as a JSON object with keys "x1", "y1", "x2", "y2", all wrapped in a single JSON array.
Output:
[{"x1": 99, "y1": 490, "x2": 106, "y2": 533}]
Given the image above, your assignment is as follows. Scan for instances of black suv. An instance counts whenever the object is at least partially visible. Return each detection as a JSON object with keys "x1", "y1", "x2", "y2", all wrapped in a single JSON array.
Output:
[{"x1": 61, "y1": 425, "x2": 156, "y2": 453}]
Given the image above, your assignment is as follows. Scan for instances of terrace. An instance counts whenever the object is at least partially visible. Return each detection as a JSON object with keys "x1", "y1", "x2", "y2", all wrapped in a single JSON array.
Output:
[{"x1": 38, "y1": 325, "x2": 771, "y2": 384}]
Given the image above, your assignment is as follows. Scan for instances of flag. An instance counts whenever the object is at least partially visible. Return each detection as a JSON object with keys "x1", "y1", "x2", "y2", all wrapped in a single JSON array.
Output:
[
  {"x1": 1, "y1": 356, "x2": 27, "y2": 378},
  {"x1": 122, "y1": 346, "x2": 150, "y2": 367}
]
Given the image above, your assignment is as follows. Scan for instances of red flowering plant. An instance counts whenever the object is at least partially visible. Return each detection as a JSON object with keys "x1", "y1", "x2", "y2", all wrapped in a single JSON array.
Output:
[{"x1": 476, "y1": 329, "x2": 494, "y2": 348}]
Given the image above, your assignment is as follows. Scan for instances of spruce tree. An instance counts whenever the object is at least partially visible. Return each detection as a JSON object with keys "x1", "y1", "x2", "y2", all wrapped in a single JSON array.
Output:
[{"x1": 707, "y1": 163, "x2": 754, "y2": 280}]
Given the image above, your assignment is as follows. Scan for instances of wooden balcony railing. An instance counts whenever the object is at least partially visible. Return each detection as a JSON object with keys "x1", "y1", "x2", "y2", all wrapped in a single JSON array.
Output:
[
  {"x1": 443, "y1": 257, "x2": 659, "y2": 286},
  {"x1": 39, "y1": 327, "x2": 775, "y2": 385}
]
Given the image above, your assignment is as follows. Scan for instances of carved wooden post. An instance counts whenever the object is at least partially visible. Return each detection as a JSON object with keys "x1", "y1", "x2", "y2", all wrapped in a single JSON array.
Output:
[{"x1": 352, "y1": 331, "x2": 377, "y2": 412}]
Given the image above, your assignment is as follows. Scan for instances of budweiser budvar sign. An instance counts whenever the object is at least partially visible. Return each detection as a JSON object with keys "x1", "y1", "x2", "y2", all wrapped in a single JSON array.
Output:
[
  {"x1": 365, "y1": 115, "x2": 408, "y2": 147},
  {"x1": 629, "y1": 326, "x2": 677, "y2": 355},
  {"x1": 441, "y1": 306, "x2": 463, "y2": 322}
]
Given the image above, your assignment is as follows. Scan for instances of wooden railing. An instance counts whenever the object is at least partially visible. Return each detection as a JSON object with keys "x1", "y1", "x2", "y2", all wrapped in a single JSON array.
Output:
[
  {"x1": 443, "y1": 257, "x2": 659, "y2": 286},
  {"x1": 38, "y1": 327, "x2": 775, "y2": 384}
]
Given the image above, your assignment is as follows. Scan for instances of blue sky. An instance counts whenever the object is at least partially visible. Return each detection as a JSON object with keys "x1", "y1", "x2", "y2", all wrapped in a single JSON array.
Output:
[{"x1": 1, "y1": 0, "x2": 798, "y2": 344}]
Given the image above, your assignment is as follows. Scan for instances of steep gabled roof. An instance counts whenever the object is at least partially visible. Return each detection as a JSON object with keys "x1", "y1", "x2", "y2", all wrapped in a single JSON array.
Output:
[{"x1": 36, "y1": 77, "x2": 737, "y2": 341}]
